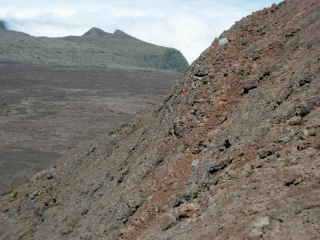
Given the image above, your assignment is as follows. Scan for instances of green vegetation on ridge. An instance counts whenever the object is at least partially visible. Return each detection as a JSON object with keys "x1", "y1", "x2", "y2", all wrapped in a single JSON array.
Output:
[
  {"x1": 0, "y1": 21, "x2": 7, "y2": 30},
  {"x1": 0, "y1": 27, "x2": 189, "y2": 72}
]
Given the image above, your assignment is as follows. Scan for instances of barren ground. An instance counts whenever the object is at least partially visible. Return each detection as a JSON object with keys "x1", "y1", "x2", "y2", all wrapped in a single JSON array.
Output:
[{"x1": 0, "y1": 62, "x2": 181, "y2": 194}]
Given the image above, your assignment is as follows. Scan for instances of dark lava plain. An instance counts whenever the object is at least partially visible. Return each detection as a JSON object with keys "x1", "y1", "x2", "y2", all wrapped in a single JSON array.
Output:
[{"x1": 0, "y1": 62, "x2": 182, "y2": 194}]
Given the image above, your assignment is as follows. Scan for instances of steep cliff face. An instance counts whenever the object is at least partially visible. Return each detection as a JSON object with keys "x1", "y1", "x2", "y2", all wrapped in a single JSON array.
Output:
[{"x1": 1, "y1": 0, "x2": 320, "y2": 239}]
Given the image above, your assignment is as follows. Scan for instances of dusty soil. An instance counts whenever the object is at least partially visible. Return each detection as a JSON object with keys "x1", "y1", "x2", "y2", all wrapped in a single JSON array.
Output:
[{"x1": 0, "y1": 62, "x2": 181, "y2": 194}]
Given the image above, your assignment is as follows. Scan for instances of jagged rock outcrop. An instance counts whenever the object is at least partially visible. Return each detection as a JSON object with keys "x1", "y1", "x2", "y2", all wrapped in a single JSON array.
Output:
[{"x1": 1, "y1": 0, "x2": 320, "y2": 239}]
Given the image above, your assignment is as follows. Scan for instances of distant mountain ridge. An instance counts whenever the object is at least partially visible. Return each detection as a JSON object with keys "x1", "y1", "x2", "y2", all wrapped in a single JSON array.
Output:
[
  {"x1": 81, "y1": 28, "x2": 142, "y2": 42},
  {"x1": 83, "y1": 27, "x2": 112, "y2": 37},
  {"x1": 0, "y1": 26, "x2": 189, "y2": 72}
]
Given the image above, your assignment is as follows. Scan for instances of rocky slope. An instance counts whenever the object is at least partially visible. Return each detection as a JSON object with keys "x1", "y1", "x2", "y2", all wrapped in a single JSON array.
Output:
[
  {"x1": 1, "y1": 0, "x2": 320, "y2": 239},
  {"x1": 0, "y1": 27, "x2": 188, "y2": 72}
]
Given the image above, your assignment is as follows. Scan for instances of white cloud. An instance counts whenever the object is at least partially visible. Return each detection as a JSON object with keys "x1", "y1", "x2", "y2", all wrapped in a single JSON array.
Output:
[
  {"x1": 127, "y1": 14, "x2": 215, "y2": 62},
  {"x1": 110, "y1": 7, "x2": 147, "y2": 18},
  {"x1": 52, "y1": 8, "x2": 77, "y2": 18},
  {"x1": 0, "y1": 6, "x2": 76, "y2": 19}
]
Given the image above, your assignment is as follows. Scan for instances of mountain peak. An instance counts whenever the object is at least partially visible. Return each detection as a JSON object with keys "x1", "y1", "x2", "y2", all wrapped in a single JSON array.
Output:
[
  {"x1": 113, "y1": 29, "x2": 135, "y2": 39},
  {"x1": 82, "y1": 28, "x2": 133, "y2": 39},
  {"x1": 83, "y1": 27, "x2": 111, "y2": 37}
]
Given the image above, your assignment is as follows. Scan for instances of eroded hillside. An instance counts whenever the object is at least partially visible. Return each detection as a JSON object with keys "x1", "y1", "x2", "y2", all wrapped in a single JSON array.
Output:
[{"x1": 1, "y1": 0, "x2": 320, "y2": 239}]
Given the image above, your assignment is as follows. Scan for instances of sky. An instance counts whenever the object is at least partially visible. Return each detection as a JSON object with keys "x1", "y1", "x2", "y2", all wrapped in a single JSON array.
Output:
[{"x1": 0, "y1": 0, "x2": 282, "y2": 62}]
